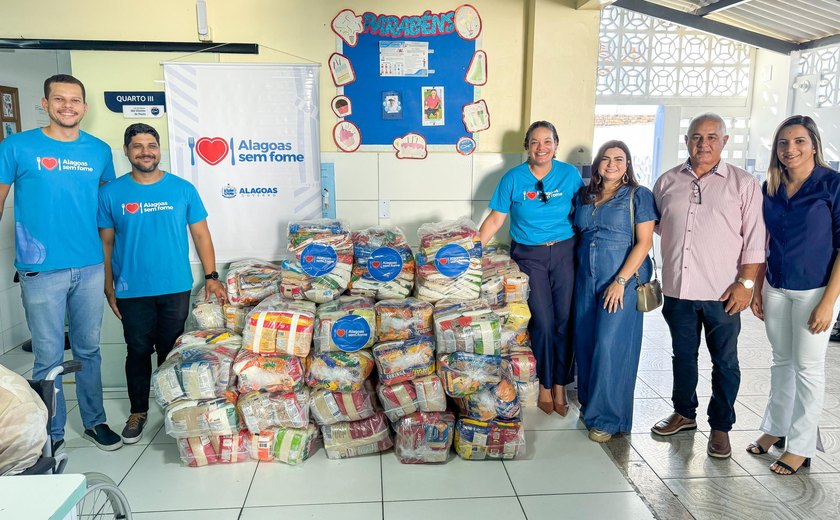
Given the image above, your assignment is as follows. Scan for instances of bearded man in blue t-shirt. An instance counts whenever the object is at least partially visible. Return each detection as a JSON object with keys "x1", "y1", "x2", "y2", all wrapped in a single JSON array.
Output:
[
  {"x1": 0, "y1": 74, "x2": 122, "y2": 452},
  {"x1": 98, "y1": 123, "x2": 226, "y2": 444}
]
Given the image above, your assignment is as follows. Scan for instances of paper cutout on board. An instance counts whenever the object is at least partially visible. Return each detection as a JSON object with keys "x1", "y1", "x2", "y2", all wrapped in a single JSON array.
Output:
[
  {"x1": 462, "y1": 99, "x2": 490, "y2": 133},
  {"x1": 422, "y1": 86, "x2": 444, "y2": 127},
  {"x1": 456, "y1": 136, "x2": 476, "y2": 155},
  {"x1": 466, "y1": 50, "x2": 487, "y2": 86},
  {"x1": 454, "y1": 4, "x2": 482, "y2": 40},
  {"x1": 332, "y1": 9, "x2": 364, "y2": 47},
  {"x1": 393, "y1": 133, "x2": 428, "y2": 160},
  {"x1": 382, "y1": 91, "x2": 403, "y2": 120},
  {"x1": 331, "y1": 95, "x2": 352, "y2": 118},
  {"x1": 334, "y1": 120, "x2": 362, "y2": 152},
  {"x1": 379, "y1": 41, "x2": 430, "y2": 77},
  {"x1": 329, "y1": 53, "x2": 356, "y2": 86}
]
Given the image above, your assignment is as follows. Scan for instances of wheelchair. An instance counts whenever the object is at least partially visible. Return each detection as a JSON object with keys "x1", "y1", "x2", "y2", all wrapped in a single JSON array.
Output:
[{"x1": 17, "y1": 360, "x2": 133, "y2": 519}]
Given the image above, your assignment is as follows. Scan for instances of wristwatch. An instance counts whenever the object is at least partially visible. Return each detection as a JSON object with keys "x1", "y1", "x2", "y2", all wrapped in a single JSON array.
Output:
[
  {"x1": 737, "y1": 277, "x2": 754, "y2": 290},
  {"x1": 205, "y1": 271, "x2": 219, "y2": 281},
  {"x1": 615, "y1": 276, "x2": 627, "y2": 286}
]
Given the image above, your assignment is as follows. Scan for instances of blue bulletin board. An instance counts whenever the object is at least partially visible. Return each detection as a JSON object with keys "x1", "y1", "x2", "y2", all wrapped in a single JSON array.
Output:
[{"x1": 330, "y1": 6, "x2": 486, "y2": 151}]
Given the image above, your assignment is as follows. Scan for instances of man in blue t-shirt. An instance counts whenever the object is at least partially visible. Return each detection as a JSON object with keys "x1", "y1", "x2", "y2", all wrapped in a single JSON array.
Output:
[
  {"x1": 0, "y1": 74, "x2": 122, "y2": 452},
  {"x1": 98, "y1": 123, "x2": 226, "y2": 443}
]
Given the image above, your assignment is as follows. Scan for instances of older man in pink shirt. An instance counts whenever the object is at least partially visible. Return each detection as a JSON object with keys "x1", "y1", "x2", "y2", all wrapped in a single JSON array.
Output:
[{"x1": 651, "y1": 113, "x2": 766, "y2": 459}]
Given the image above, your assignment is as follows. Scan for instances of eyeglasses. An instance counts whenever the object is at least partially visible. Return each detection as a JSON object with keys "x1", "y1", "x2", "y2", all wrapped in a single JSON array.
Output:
[
  {"x1": 535, "y1": 180, "x2": 548, "y2": 203},
  {"x1": 690, "y1": 179, "x2": 702, "y2": 205}
]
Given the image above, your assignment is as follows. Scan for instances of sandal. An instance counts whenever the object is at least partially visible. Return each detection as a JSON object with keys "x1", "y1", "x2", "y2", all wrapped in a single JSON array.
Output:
[
  {"x1": 746, "y1": 435, "x2": 785, "y2": 455},
  {"x1": 771, "y1": 456, "x2": 810, "y2": 475}
]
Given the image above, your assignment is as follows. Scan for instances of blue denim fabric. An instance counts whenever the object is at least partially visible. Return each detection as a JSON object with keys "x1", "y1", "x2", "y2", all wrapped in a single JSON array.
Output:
[
  {"x1": 573, "y1": 187, "x2": 652, "y2": 434},
  {"x1": 18, "y1": 263, "x2": 106, "y2": 440}
]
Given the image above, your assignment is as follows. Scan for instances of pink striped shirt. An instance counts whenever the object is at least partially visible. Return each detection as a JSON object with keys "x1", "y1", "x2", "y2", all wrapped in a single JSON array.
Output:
[{"x1": 653, "y1": 160, "x2": 766, "y2": 301}]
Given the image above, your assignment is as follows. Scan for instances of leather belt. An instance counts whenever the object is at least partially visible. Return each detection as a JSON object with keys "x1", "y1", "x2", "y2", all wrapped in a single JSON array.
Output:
[{"x1": 542, "y1": 240, "x2": 559, "y2": 247}]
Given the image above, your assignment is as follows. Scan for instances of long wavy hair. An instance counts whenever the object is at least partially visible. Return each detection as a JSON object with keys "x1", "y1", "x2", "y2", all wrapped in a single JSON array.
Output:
[
  {"x1": 582, "y1": 140, "x2": 638, "y2": 203},
  {"x1": 766, "y1": 115, "x2": 829, "y2": 196}
]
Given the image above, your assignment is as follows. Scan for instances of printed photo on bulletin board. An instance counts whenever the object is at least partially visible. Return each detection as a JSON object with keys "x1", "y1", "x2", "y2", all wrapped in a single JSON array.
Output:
[
  {"x1": 422, "y1": 87, "x2": 444, "y2": 126},
  {"x1": 0, "y1": 86, "x2": 21, "y2": 143}
]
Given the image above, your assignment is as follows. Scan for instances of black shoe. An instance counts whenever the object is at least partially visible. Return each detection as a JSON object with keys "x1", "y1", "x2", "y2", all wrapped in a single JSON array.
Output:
[
  {"x1": 83, "y1": 424, "x2": 124, "y2": 451},
  {"x1": 121, "y1": 413, "x2": 147, "y2": 444},
  {"x1": 52, "y1": 439, "x2": 65, "y2": 456}
]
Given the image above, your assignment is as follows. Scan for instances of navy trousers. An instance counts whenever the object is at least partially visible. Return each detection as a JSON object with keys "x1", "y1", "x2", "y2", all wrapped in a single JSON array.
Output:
[
  {"x1": 662, "y1": 296, "x2": 741, "y2": 431},
  {"x1": 510, "y1": 238, "x2": 576, "y2": 388}
]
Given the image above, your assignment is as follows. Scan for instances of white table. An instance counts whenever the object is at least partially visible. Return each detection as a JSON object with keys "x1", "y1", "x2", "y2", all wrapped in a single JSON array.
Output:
[{"x1": 0, "y1": 473, "x2": 86, "y2": 520}]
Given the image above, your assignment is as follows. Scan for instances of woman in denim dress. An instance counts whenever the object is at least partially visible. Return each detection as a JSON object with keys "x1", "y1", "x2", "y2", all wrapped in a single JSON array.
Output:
[{"x1": 573, "y1": 140, "x2": 658, "y2": 442}]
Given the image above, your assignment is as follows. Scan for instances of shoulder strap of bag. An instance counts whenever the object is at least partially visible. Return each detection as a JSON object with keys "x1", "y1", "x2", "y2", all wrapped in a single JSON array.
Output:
[{"x1": 629, "y1": 186, "x2": 659, "y2": 283}]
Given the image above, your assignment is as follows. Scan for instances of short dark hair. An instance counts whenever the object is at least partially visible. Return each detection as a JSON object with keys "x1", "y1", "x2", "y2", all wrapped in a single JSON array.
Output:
[
  {"x1": 523, "y1": 120, "x2": 559, "y2": 149},
  {"x1": 44, "y1": 74, "x2": 86, "y2": 101},
  {"x1": 124, "y1": 123, "x2": 160, "y2": 147}
]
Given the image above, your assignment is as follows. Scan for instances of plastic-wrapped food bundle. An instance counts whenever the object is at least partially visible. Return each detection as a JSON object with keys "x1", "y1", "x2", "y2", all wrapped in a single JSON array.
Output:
[
  {"x1": 515, "y1": 381, "x2": 539, "y2": 407},
  {"x1": 224, "y1": 304, "x2": 253, "y2": 334},
  {"x1": 281, "y1": 219, "x2": 353, "y2": 304},
  {"x1": 433, "y1": 303, "x2": 502, "y2": 356},
  {"x1": 454, "y1": 418, "x2": 525, "y2": 460},
  {"x1": 413, "y1": 374, "x2": 447, "y2": 412},
  {"x1": 177, "y1": 436, "x2": 217, "y2": 467},
  {"x1": 377, "y1": 381, "x2": 418, "y2": 422},
  {"x1": 498, "y1": 302, "x2": 532, "y2": 354},
  {"x1": 310, "y1": 388, "x2": 375, "y2": 426},
  {"x1": 306, "y1": 351, "x2": 375, "y2": 392},
  {"x1": 237, "y1": 389, "x2": 309, "y2": 433},
  {"x1": 438, "y1": 352, "x2": 502, "y2": 397},
  {"x1": 152, "y1": 337, "x2": 240, "y2": 407},
  {"x1": 321, "y1": 411, "x2": 393, "y2": 459},
  {"x1": 176, "y1": 429, "x2": 251, "y2": 466},
  {"x1": 372, "y1": 336, "x2": 436, "y2": 386},
  {"x1": 395, "y1": 411, "x2": 456, "y2": 464},
  {"x1": 190, "y1": 287, "x2": 226, "y2": 330},
  {"x1": 349, "y1": 226, "x2": 415, "y2": 300},
  {"x1": 233, "y1": 350, "x2": 304, "y2": 393},
  {"x1": 415, "y1": 218, "x2": 483, "y2": 303},
  {"x1": 241, "y1": 295, "x2": 315, "y2": 357},
  {"x1": 164, "y1": 397, "x2": 240, "y2": 438},
  {"x1": 248, "y1": 424, "x2": 319, "y2": 465},
  {"x1": 313, "y1": 296, "x2": 376, "y2": 353},
  {"x1": 375, "y1": 298, "x2": 434, "y2": 341},
  {"x1": 482, "y1": 251, "x2": 531, "y2": 304},
  {"x1": 456, "y1": 376, "x2": 520, "y2": 421},
  {"x1": 174, "y1": 329, "x2": 242, "y2": 350},
  {"x1": 226, "y1": 259, "x2": 282, "y2": 307},
  {"x1": 503, "y1": 348, "x2": 538, "y2": 384}
]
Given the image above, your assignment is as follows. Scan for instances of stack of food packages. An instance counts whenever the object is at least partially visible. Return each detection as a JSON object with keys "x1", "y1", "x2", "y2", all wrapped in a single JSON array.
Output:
[
  {"x1": 309, "y1": 295, "x2": 387, "y2": 459},
  {"x1": 415, "y1": 218, "x2": 483, "y2": 303},
  {"x1": 348, "y1": 226, "x2": 415, "y2": 300},
  {"x1": 482, "y1": 247, "x2": 539, "y2": 408},
  {"x1": 281, "y1": 220, "x2": 353, "y2": 304},
  {"x1": 153, "y1": 330, "x2": 250, "y2": 467},
  {"x1": 434, "y1": 299, "x2": 527, "y2": 460},
  {"x1": 222, "y1": 259, "x2": 283, "y2": 334}
]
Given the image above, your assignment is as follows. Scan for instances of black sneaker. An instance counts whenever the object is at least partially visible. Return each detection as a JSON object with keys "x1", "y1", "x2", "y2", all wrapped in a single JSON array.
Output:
[
  {"x1": 52, "y1": 439, "x2": 65, "y2": 456},
  {"x1": 121, "y1": 413, "x2": 147, "y2": 444},
  {"x1": 83, "y1": 424, "x2": 124, "y2": 451}
]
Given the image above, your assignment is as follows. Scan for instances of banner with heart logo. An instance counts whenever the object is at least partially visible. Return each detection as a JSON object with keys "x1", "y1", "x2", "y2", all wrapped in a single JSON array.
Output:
[{"x1": 163, "y1": 63, "x2": 321, "y2": 262}]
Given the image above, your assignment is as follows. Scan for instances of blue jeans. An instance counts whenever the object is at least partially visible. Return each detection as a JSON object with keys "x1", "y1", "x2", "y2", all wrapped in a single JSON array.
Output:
[
  {"x1": 19, "y1": 263, "x2": 107, "y2": 441},
  {"x1": 662, "y1": 296, "x2": 741, "y2": 431}
]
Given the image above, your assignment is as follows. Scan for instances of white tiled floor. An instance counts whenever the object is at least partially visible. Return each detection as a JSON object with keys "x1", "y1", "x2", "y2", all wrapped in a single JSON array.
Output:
[{"x1": 0, "y1": 342, "x2": 654, "y2": 519}]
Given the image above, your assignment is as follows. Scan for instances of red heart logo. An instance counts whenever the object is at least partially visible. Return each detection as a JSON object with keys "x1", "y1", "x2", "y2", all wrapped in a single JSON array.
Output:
[
  {"x1": 304, "y1": 255, "x2": 314, "y2": 262},
  {"x1": 336, "y1": 329, "x2": 346, "y2": 337},
  {"x1": 526, "y1": 191, "x2": 537, "y2": 200},
  {"x1": 195, "y1": 137, "x2": 229, "y2": 166},
  {"x1": 371, "y1": 261, "x2": 381, "y2": 268},
  {"x1": 439, "y1": 258, "x2": 448, "y2": 265},
  {"x1": 41, "y1": 157, "x2": 58, "y2": 170},
  {"x1": 125, "y1": 202, "x2": 140, "y2": 214}
]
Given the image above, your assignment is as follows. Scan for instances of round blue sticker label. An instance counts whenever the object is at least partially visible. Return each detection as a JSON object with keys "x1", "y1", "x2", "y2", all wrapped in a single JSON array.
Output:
[
  {"x1": 331, "y1": 314, "x2": 371, "y2": 352},
  {"x1": 300, "y1": 243, "x2": 337, "y2": 277},
  {"x1": 367, "y1": 247, "x2": 404, "y2": 282},
  {"x1": 434, "y1": 243, "x2": 471, "y2": 278},
  {"x1": 456, "y1": 136, "x2": 476, "y2": 155}
]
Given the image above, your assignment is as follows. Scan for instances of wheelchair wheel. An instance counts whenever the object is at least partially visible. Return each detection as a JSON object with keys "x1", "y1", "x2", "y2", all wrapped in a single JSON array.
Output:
[{"x1": 75, "y1": 472, "x2": 133, "y2": 519}]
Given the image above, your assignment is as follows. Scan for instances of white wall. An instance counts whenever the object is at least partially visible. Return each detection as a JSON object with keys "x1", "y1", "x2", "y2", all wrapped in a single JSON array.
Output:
[
  {"x1": 0, "y1": 49, "x2": 71, "y2": 354},
  {"x1": 747, "y1": 48, "x2": 792, "y2": 175}
]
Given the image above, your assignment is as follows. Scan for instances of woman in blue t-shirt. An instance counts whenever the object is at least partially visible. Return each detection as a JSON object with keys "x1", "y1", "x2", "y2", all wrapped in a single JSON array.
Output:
[
  {"x1": 479, "y1": 121, "x2": 584, "y2": 415},
  {"x1": 572, "y1": 140, "x2": 657, "y2": 443},
  {"x1": 746, "y1": 115, "x2": 840, "y2": 475}
]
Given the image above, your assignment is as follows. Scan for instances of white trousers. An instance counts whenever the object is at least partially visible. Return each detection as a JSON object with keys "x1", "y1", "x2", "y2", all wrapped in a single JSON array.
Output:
[{"x1": 760, "y1": 284, "x2": 839, "y2": 458}]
